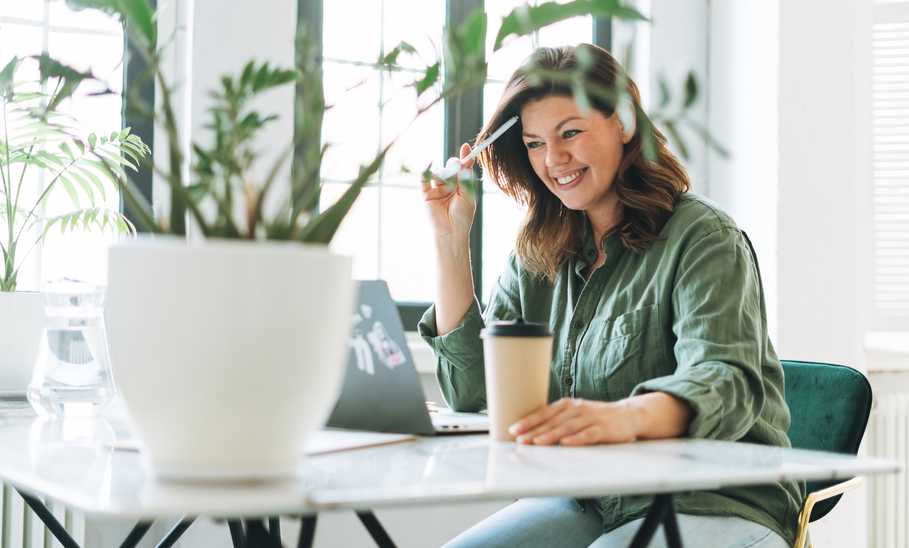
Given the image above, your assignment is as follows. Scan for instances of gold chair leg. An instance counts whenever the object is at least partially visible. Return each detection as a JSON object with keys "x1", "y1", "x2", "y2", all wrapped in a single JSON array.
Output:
[{"x1": 792, "y1": 477, "x2": 863, "y2": 548}]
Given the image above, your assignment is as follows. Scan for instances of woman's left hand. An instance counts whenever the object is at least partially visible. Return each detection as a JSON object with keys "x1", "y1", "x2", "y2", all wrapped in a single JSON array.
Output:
[{"x1": 508, "y1": 398, "x2": 640, "y2": 446}]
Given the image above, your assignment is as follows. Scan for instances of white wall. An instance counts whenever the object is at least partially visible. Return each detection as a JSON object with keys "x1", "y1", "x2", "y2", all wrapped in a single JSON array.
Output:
[
  {"x1": 768, "y1": 0, "x2": 871, "y2": 546},
  {"x1": 706, "y1": 1, "x2": 779, "y2": 341},
  {"x1": 153, "y1": 0, "x2": 296, "y2": 234}
]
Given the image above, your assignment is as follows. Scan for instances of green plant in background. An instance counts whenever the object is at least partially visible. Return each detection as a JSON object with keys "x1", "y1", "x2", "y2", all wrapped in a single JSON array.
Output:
[
  {"x1": 0, "y1": 56, "x2": 150, "y2": 292},
  {"x1": 49, "y1": 0, "x2": 721, "y2": 246}
]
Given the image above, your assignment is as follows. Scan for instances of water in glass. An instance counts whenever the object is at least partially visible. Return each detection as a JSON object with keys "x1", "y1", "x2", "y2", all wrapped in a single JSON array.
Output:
[{"x1": 28, "y1": 280, "x2": 115, "y2": 417}]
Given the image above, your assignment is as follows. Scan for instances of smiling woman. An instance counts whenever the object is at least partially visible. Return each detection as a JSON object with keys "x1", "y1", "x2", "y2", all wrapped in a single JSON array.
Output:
[{"x1": 418, "y1": 44, "x2": 800, "y2": 548}]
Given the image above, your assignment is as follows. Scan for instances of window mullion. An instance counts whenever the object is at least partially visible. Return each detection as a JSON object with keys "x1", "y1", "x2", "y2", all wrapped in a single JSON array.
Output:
[
  {"x1": 445, "y1": 0, "x2": 484, "y2": 302},
  {"x1": 121, "y1": 0, "x2": 156, "y2": 229},
  {"x1": 593, "y1": 15, "x2": 613, "y2": 50}
]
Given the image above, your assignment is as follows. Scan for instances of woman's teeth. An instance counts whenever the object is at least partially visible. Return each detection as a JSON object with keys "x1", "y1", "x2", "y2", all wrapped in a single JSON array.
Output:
[{"x1": 556, "y1": 168, "x2": 586, "y2": 186}]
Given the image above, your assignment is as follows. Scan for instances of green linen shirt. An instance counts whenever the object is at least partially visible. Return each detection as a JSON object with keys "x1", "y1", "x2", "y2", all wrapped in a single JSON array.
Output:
[{"x1": 418, "y1": 193, "x2": 804, "y2": 545}]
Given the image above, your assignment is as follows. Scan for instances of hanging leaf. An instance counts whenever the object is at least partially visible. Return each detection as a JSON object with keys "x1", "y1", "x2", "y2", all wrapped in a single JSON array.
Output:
[
  {"x1": 414, "y1": 62, "x2": 440, "y2": 96},
  {"x1": 379, "y1": 41, "x2": 417, "y2": 67},
  {"x1": 0, "y1": 57, "x2": 19, "y2": 100},
  {"x1": 658, "y1": 77, "x2": 671, "y2": 108},
  {"x1": 663, "y1": 120, "x2": 689, "y2": 160},
  {"x1": 66, "y1": 0, "x2": 156, "y2": 47},
  {"x1": 683, "y1": 71, "x2": 698, "y2": 109},
  {"x1": 494, "y1": 0, "x2": 648, "y2": 51},
  {"x1": 35, "y1": 53, "x2": 100, "y2": 111}
]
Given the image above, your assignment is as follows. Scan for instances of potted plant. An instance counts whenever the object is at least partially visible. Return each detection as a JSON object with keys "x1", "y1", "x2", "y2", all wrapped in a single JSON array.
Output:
[
  {"x1": 0, "y1": 56, "x2": 148, "y2": 395},
  {"x1": 51, "y1": 0, "x2": 712, "y2": 480}
]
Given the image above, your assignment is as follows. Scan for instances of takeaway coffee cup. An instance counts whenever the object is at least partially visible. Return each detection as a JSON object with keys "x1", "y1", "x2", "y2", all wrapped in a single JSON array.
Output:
[{"x1": 480, "y1": 318, "x2": 553, "y2": 442}]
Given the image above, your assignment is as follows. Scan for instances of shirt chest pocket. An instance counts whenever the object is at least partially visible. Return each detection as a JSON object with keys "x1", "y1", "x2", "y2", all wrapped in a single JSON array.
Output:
[{"x1": 577, "y1": 303, "x2": 665, "y2": 401}]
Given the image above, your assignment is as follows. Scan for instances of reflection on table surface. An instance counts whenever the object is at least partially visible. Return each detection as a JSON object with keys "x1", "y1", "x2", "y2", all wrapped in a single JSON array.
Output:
[{"x1": 0, "y1": 411, "x2": 895, "y2": 519}]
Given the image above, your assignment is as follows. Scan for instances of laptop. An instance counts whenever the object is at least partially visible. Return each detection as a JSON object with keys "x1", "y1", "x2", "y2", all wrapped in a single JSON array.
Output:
[{"x1": 326, "y1": 280, "x2": 489, "y2": 435}]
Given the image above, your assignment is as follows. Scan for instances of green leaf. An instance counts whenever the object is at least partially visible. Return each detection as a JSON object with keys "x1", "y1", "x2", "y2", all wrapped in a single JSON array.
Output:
[
  {"x1": 379, "y1": 41, "x2": 416, "y2": 67},
  {"x1": 683, "y1": 71, "x2": 698, "y2": 109},
  {"x1": 458, "y1": 9, "x2": 488, "y2": 59},
  {"x1": 67, "y1": 168, "x2": 97, "y2": 207},
  {"x1": 35, "y1": 53, "x2": 97, "y2": 111},
  {"x1": 0, "y1": 57, "x2": 19, "y2": 100},
  {"x1": 298, "y1": 146, "x2": 389, "y2": 244},
  {"x1": 663, "y1": 121, "x2": 689, "y2": 160},
  {"x1": 59, "y1": 141, "x2": 77, "y2": 161},
  {"x1": 572, "y1": 80, "x2": 592, "y2": 116},
  {"x1": 66, "y1": 0, "x2": 156, "y2": 46},
  {"x1": 658, "y1": 77, "x2": 671, "y2": 108},
  {"x1": 494, "y1": 0, "x2": 647, "y2": 51},
  {"x1": 74, "y1": 165, "x2": 109, "y2": 202},
  {"x1": 58, "y1": 174, "x2": 82, "y2": 207},
  {"x1": 88, "y1": 133, "x2": 97, "y2": 149},
  {"x1": 414, "y1": 62, "x2": 440, "y2": 96}
]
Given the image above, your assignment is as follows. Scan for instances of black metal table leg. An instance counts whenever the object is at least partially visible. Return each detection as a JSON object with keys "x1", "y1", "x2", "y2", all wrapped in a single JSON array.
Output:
[
  {"x1": 246, "y1": 519, "x2": 282, "y2": 547},
  {"x1": 229, "y1": 519, "x2": 247, "y2": 548},
  {"x1": 119, "y1": 521, "x2": 154, "y2": 548},
  {"x1": 155, "y1": 517, "x2": 196, "y2": 548},
  {"x1": 356, "y1": 511, "x2": 397, "y2": 548},
  {"x1": 661, "y1": 499, "x2": 682, "y2": 548},
  {"x1": 18, "y1": 491, "x2": 80, "y2": 548},
  {"x1": 297, "y1": 515, "x2": 317, "y2": 548},
  {"x1": 628, "y1": 494, "x2": 683, "y2": 548},
  {"x1": 269, "y1": 517, "x2": 281, "y2": 544}
]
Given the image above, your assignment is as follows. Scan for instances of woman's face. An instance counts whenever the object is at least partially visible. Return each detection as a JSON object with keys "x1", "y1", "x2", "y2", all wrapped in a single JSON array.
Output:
[{"x1": 520, "y1": 95, "x2": 630, "y2": 217}]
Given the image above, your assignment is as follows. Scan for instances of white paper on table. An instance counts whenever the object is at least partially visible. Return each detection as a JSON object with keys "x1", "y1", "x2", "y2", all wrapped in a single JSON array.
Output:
[{"x1": 108, "y1": 429, "x2": 416, "y2": 456}]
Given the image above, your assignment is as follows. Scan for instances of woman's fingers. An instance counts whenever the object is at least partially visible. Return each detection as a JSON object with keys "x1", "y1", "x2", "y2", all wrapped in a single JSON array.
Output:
[
  {"x1": 509, "y1": 398, "x2": 570, "y2": 436},
  {"x1": 459, "y1": 142, "x2": 475, "y2": 171},
  {"x1": 560, "y1": 426, "x2": 603, "y2": 446},
  {"x1": 526, "y1": 415, "x2": 596, "y2": 446},
  {"x1": 513, "y1": 399, "x2": 585, "y2": 443}
]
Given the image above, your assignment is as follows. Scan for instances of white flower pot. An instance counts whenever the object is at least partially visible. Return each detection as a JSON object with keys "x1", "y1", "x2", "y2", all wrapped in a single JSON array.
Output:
[
  {"x1": 106, "y1": 238, "x2": 354, "y2": 480},
  {"x1": 0, "y1": 291, "x2": 45, "y2": 393}
]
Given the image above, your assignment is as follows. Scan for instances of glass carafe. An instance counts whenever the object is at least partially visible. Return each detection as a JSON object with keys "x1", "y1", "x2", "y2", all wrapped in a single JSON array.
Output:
[{"x1": 27, "y1": 280, "x2": 115, "y2": 417}]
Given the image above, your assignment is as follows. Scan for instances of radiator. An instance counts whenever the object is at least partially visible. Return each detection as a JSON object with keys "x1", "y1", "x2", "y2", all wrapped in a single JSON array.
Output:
[
  {"x1": 0, "y1": 484, "x2": 84, "y2": 548},
  {"x1": 868, "y1": 393, "x2": 909, "y2": 548}
]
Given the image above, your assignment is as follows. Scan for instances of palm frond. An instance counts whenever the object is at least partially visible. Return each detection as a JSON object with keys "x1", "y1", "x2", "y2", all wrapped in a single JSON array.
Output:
[{"x1": 38, "y1": 206, "x2": 135, "y2": 238}]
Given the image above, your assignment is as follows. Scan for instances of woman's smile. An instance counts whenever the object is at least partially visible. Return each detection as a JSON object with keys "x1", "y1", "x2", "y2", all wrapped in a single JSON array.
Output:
[{"x1": 553, "y1": 167, "x2": 589, "y2": 190}]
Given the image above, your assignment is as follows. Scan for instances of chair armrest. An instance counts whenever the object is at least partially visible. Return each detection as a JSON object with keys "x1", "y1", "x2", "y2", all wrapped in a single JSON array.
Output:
[{"x1": 793, "y1": 477, "x2": 864, "y2": 548}]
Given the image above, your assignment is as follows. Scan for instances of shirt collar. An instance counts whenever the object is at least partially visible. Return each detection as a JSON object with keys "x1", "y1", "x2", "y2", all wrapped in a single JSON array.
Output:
[{"x1": 573, "y1": 217, "x2": 625, "y2": 276}]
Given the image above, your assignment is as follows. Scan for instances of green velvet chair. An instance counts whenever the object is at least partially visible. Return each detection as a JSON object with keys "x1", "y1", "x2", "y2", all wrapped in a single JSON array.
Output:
[{"x1": 782, "y1": 359, "x2": 873, "y2": 548}]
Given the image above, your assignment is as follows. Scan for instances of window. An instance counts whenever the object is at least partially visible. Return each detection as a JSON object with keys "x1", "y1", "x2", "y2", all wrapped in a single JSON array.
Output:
[
  {"x1": 311, "y1": 0, "x2": 604, "y2": 328},
  {"x1": 0, "y1": 1, "x2": 127, "y2": 290},
  {"x1": 872, "y1": 1, "x2": 909, "y2": 330}
]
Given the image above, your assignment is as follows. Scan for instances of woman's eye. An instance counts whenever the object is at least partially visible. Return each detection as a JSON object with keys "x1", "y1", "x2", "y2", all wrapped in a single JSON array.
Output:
[
  {"x1": 562, "y1": 129, "x2": 582, "y2": 139},
  {"x1": 524, "y1": 141, "x2": 543, "y2": 150}
]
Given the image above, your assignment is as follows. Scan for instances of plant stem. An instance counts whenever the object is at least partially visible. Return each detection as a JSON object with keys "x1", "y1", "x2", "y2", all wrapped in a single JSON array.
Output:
[{"x1": 2, "y1": 97, "x2": 15, "y2": 291}]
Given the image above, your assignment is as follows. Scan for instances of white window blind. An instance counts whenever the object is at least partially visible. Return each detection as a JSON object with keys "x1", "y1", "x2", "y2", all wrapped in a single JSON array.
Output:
[{"x1": 873, "y1": 1, "x2": 909, "y2": 329}]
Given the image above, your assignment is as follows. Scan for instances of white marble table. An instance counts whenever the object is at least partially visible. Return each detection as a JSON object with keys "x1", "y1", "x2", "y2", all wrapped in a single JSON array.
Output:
[{"x1": 0, "y1": 413, "x2": 898, "y2": 547}]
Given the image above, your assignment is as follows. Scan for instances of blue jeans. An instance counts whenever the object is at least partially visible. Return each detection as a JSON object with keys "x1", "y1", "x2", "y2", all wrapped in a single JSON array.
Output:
[{"x1": 444, "y1": 498, "x2": 790, "y2": 548}]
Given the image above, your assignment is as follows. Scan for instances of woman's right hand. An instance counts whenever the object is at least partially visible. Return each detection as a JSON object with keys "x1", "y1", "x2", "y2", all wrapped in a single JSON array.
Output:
[{"x1": 422, "y1": 142, "x2": 476, "y2": 241}]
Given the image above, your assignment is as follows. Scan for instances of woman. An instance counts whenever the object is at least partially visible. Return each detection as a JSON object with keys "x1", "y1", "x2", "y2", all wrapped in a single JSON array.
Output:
[{"x1": 418, "y1": 44, "x2": 801, "y2": 548}]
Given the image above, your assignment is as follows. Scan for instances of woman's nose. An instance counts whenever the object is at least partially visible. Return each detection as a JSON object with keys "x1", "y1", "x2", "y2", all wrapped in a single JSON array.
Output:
[{"x1": 545, "y1": 142, "x2": 570, "y2": 168}]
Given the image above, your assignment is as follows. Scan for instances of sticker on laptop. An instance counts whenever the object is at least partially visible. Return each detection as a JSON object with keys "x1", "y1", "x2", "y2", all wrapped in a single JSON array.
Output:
[{"x1": 350, "y1": 304, "x2": 407, "y2": 375}]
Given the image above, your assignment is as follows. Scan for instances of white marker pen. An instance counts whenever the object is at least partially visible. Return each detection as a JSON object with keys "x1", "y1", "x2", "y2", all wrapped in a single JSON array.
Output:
[{"x1": 431, "y1": 115, "x2": 520, "y2": 180}]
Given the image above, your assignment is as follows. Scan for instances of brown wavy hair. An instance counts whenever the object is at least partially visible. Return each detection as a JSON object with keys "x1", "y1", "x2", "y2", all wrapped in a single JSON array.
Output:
[{"x1": 477, "y1": 44, "x2": 690, "y2": 283}]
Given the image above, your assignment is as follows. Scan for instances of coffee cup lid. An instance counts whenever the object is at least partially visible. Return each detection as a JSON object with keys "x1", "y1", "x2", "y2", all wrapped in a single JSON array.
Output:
[{"x1": 480, "y1": 318, "x2": 551, "y2": 338}]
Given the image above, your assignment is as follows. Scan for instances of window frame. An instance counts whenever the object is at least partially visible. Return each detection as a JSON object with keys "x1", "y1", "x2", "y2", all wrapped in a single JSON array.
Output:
[
  {"x1": 124, "y1": 1, "x2": 611, "y2": 330},
  {"x1": 398, "y1": 4, "x2": 614, "y2": 330},
  {"x1": 121, "y1": 0, "x2": 156, "y2": 226}
]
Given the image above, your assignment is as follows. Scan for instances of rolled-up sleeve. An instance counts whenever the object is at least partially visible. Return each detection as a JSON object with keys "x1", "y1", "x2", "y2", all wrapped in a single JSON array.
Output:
[
  {"x1": 418, "y1": 299, "x2": 487, "y2": 411},
  {"x1": 632, "y1": 227, "x2": 766, "y2": 440}
]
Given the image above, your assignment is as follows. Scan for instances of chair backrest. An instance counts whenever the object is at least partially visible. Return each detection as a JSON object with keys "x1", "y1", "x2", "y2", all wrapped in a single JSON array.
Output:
[{"x1": 782, "y1": 359, "x2": 873, "y2": 521}]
